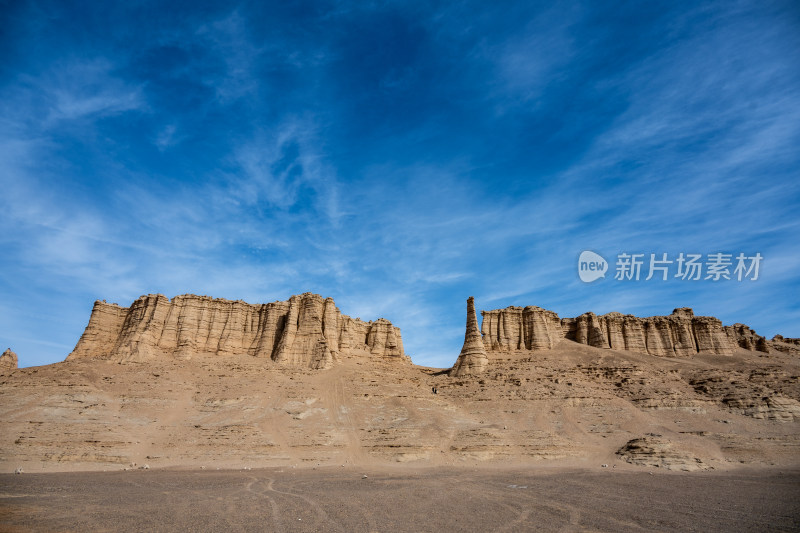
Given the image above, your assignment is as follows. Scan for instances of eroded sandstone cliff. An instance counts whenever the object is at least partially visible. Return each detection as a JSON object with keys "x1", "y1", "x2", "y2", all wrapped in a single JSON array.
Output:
[
  {"x1": 68, "y1": 293, "x2": 408, "y2": 368},
  {"x1": 562, "y1": 308, "x2": 734, "y2": 357},
  {"x1": 477, "y1": 304, "x2": 790, "y2": 360},
  {"x1": 480, "y1": 306, "x2": 562, "y2": 351}
]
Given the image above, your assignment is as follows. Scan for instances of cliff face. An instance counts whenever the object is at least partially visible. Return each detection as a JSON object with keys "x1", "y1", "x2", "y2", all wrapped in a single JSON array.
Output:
[
  {"x1": 477, "y1": 305, "x2": 787, "y2": 359},
  {"x1": 0, "y1": 348, "x2": 17, "y2": 371},
  {"x1": 68, "y1": 293, "x2": 409, "y2": 368},
  {"x1": 562, "y1": 308, "x2": 734, "y2": 357},
  {"x1": 480, "y1": 306, "x2": 562, "y2": 351}
]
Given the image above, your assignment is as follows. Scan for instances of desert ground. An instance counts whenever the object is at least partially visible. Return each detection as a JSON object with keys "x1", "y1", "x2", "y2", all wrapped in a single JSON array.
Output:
[
  {"x1": 2, "y1": 467, "x2": 799, "y2": 532},
  {"x1": 2, "y1": 339, "x2": 800, "y2": 530}
]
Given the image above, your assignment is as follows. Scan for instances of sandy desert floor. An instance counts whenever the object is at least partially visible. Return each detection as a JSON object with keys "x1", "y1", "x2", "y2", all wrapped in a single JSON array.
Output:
[{"x1": 1, "y1": 466, "x2": 799, "y2": 532}]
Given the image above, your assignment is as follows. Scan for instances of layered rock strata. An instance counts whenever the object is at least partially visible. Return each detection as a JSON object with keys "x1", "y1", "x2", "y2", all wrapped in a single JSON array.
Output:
[
  {"x1": 477, "y1": 305, "x2": 792, "y2": 359},
  {"x1": 616, "y1": 434, "x2": 712, "y2": 471},
  {"x1": 68, "y1": 293, "x2": 407, "y2": 368},
  {"x1": 725, "y1": 324, "x2": 771, "y2": 353},
  {"x1": 561, "y1": 308, "x2": 734, "y2": 357},
  {"x1": 772, "y1": 335, "x2": 800, "y2": 354},
  {"x1": 0, "y1": 348, "x2": 17, "y2": 371},
  {"x1": 480, "y1": 306, "x2": 562, "y2": 351},
  {"x1": 450, "y1": 297, "x2": 489, "y2": 376}
]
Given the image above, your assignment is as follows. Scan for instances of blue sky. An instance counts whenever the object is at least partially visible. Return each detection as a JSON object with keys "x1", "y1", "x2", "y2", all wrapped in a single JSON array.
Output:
[{"x1": 1, "y1": 1, "x2": 799, "y2": 368}]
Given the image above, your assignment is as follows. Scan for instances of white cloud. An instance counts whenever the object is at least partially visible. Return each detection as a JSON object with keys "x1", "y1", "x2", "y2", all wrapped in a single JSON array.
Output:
[
  {"x1": 40, "y1": 58, "x2": 144, "y2": 123},
  {"x1": 196, "y1": 9, "x2": 262, "y2": 103}
]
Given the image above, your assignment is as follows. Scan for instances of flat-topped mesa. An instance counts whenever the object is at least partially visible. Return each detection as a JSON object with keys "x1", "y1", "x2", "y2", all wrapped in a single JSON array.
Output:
[
  {"x1": 67, "y1": 293, "x2": 409, "y2": 369},
  {"x1": 450, "y1": 297, "x2": 489, "y2": 376},
  {"x1": 0, "y1": 348, "x2": 18, "y2": 371},
  {"x1": 477, "y1": 303, "x2": 788, "y2": 359}
]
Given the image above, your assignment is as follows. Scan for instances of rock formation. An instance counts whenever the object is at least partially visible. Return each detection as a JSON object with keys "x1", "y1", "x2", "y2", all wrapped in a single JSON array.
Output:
[
  {"x1": 450, "y1": 297, "x2": 489, "y2": 376},
  {"x1": 454, "y1": 302, "x2": 795, "y2": 370},
  {"x1": 68, "y1": 293, "x2": 408, "y2": 368},
  {"x1": 725, "y1": 323, "x2": 770, "y2": 353},
  {"x1": 0, "y1": 348, "x2": 18, "y2": 371},
  {"x1": 561, "y1": 308, "x2": 734, "y2": 357},
  {"x1": 616, "y1": 434, "x2": 712, "y2": 471},
  {"x1": 480, "y1": 306, "x2": 562, "y2": 351},
  {"x1": 772, "y1": 335, "x2": 800, "y2": 354}
]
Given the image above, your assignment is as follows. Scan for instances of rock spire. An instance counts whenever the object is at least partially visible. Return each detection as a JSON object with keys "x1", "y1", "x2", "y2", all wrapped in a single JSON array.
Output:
[{"x1": 450, "y1": 297, "x2": 489, "y2": 376}]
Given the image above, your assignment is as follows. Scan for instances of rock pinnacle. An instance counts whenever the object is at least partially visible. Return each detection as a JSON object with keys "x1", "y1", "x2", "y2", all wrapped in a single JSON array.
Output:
[{"x1": 450, "y1": 297, "x2": 489, "y2": 376}]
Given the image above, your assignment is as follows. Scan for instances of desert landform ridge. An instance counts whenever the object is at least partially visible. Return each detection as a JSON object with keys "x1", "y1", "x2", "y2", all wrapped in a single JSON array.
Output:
[{"x1": 1, "y1": 293, "x2": 799, "y2": 473}]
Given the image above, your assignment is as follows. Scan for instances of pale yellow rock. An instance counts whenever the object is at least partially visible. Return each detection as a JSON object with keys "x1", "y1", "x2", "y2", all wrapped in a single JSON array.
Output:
[
  {"x1": 575, "y1": 312, "x2": 610, "y2": 349},
  {"x1": 451, "y1": 297, "x2": 489, "y2": 376},
  {"x1": 725, "y1": 323, "x2": 770, "y2": 353},
  {"x1": 522, "y1": 306, "x2": 562, "y2": 349},
  {"x1": 616, "y1": 434, "x2": 713, "y2": 471},
  {"x1": 0, "y1": 348, "x2": 17, "y2": 370},
  {"x1": 475, "y1": 304, "x2": 769, "y2": 359},
  {"x1": 480, "y1": 306, "x2": 523, "y2": 351},
  {"x1": 692, "y1": 316, "x2": 733, "y2": 356},
  {"x1": 69, "y1": 301, "x2": 129, "y2": 359},
  {"x1": 481, "y1": 306, "x2": 562, "y2": 351},
  {"x1": 644, "y1": 317, "x2": 673, "y2": 357},
  {"x1": 670, "y1": 309, "x2": 698, "y2": 357},
  {"x1": 366, "y1": 319, "x2": 406, "y2": 360},
  {"x1": 771, "y1": 335, "x2": 800, "y2": 354},
  {"x1": 620, "y1": 315, "x2": 648, "y2": 352},
  {"x1": 67, "y1": 293, "x2": 407, "y2": 368}
]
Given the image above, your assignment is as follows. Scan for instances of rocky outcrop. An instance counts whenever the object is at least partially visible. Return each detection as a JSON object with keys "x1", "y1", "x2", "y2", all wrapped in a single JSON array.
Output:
[
  {"x1": 0, "y1": 348, "x2": 18, "y2": 371},
  {"x1": 772, "y1": 335, "x2": 800, "y2": 354},
  {"x1": 474, "y1": 304, "x2": 795, "y2": 360},
  {"x1": 480, "y1": 306, "x2": 562, "y2": 351},
  {"x1": 366, "y1": 319, "x2": 405, "y2": 359},
  {"x1": 68, "y1": 293, "x2": 409, "y2": 368},
  {"x1": 563, "y1": 308, "x2": 733, "y2": 357},
  {"x1": 773, "y1": 335, "x2": 800, "y2": 347},
  {"x1": 725, "y1": 324, "x2": 770, "y2": 353},
  {"x1": 450, "y1": 297, "x2": 489, "y2": 376},
  {"x1": 616, "y1": 434, "x2": 712, "y2": 471}
]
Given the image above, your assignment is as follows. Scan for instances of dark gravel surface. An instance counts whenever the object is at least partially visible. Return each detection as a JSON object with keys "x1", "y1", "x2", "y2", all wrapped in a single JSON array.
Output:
[{"x1": 1, "y1": 467, "x2": 799, "y2": 532}]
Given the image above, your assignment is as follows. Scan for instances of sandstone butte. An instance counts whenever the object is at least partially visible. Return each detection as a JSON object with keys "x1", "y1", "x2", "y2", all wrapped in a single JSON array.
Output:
[
  {"x1": 1, "y1": 293, "x2": 799, "y2": 473},
  {"x1": 64, "y1": 293, "x2": 790, "y2": 371},
  {"x1": 67, "y1": 292, "x2": 408, "y2": 368}
]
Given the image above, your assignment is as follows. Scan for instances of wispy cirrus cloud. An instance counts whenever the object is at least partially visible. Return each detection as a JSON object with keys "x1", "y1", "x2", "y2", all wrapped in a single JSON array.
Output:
[{"x1": 0, "y1": 1, "x2": 798, "y2": 368}]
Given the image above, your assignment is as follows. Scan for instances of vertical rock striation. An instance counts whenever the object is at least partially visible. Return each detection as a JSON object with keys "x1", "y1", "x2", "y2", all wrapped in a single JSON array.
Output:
[
  {"x1": 458, "y1": 302, "x2": 788, "y2": 368},
  {"x1": 450, "y1": 297, "x2": 489, "y2": 376},
  {"x1": 480, "y1": 306, "x2": 562, "y2": 351},
  {"x1": 567, "y1": 308, "x2": 739, "y2": 356},
  {"x1": 67, "y1": 293, "x2": 409, "y2": 368},
  {"x1": 563, "y1": 308, "x2": 728, "y2": 357},
  {"x1": 725, "y1": 323, "x2": 771, "y2": 353}
]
